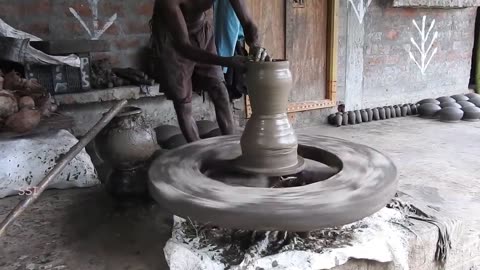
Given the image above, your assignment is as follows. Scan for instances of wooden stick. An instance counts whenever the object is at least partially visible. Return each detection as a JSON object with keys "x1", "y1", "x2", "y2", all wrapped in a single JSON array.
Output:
[{"x1": 0, "y1": 100, "x2": 128, "y2": 237}]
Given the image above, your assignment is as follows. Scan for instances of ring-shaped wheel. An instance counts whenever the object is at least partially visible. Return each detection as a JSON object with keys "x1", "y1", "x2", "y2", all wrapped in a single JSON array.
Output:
[{"x1": 148, "y1": 134, "x2": 398, "y2": 232}]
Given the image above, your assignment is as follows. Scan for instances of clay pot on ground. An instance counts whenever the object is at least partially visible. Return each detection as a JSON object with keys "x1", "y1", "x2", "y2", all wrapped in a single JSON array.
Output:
[
  {"x1": 418, "y1": 103, "x2": 441, "y2": 118},
  {"x1": 466, "y1": 93, "x2": 480, "y2": 100},
  {"x1": 410, "y1": 104, "x2": 418, "y2": 115},
  {"x1": 395, "y1": 105, "x2": 402, "y2": 117},
  {"x1": 468, "y1": 98, "x2": 480, "y2": 107},
  {"x1": 348, "y1": 111, "x2": 356, "y2": 124},
  {"x1": 366, "y1": 108, "x2": 373, "y2": 121},
  {"x1": 355, "y1": 110, "x2": 362, "y2": 123},
  {"x1": 196, "y1": 120, "x2": 217, "y2": 137},
  {"x1": 360, "y1": 110, "x2": 368, "y2": 122},
  {"x1": 335, "y1": 113, "x2": 343, "y2": 127},
  {"x1": 378, "y1": 107, "x2": 386, "y2": 120},
  {"x1": 401, "y1": 105, "x2": 408, "y2": 116},
  {"x1": 451, "y1": 94, "x2": 469, "y2": 102},
  {"x1": 438, "y1": 107, "x2": 464, "y2": 123},
  {"x1": 96, "y1": 106, "x2": 159, "y2": 170},
  {"x1": 437, "y1": 96, "x2": 456, "y2": 103},
  {"x1": 342, "y1": 112, "x2": 349, "y2": 125},
  {"x1": 162, "y1": 134, "x2": 188, "y2": 149},
  {"x1": 372, "y1": 108, "x2": 380, "y2": 120},
  {"x1": 384, "y1": 107, "x2": 392, "y2": 119},
  {"x1": 328, "y1": 114, "x2": 336, "y2": 125},
  {"x1": 390, "y1": 106, "x2": 397, "y2": 118},
  {"x1": 457, "y1": 101, "x2": 475, "y2": 108},
  {"x1": 462, "y1": 106, "x2": 480, "y2": 121},
  {"x1": 154, "y1": 125, "x2": 181, "y2": 145},
  {"x1": 203, "y1": 128, "x2": 222, "y2": 138},
  {"x1": 440, "y1": 102, "x2": 462, "y2": 109},
  {"x1": 418, "y1": 98, "x2": 440, "y2": 105}
]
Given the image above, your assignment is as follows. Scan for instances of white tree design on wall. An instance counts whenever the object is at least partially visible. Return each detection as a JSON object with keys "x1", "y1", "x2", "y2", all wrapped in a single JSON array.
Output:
[
  {"x1": 348, "y1": 0, "x2": 372, "y2": 24},
  {"x1": 69, "y1": 0, "x2": 117, "y2": 40},
  {"x1": 407, "y1": 16, "x2": 439, "y2": 75}
]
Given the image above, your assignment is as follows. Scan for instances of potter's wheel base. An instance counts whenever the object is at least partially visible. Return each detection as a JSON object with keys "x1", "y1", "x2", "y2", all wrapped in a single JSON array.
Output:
[
  {"x1": 148, "y1": 135, "x2": 398, "y2": 232},
  {"x1": 232, "y1": 156, "x2": 306, "y2": 177}
]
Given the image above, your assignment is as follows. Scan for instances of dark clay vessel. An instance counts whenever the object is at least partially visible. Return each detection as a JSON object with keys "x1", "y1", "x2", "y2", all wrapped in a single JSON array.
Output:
[
  {"x1": 401, "y1": 105, "x2": 408, "y2": 116},
  {"x1": 335, "y1": 113, "x2": 343, "y2": 127},
  {"x1": 360, "y1": 110, "x2": 369, "y2": 122},
  {"x1": 384, "y1": 107, "x2": 392, "y2": 119},
  {"x1": 342, "y1": 112, "x2": 349, "y2": 125},
  {"x1": 378, "y1": 107, "x2": 386, "y2": 120},
  {"x1": 468, "y1": 98, "x2": 480, "y2": 107},
  {"x1": 410, "y1": 104, "x2": 418, "y2": 115},
  {"x1": 348, "y1": 111, "x2": 356, "y2": 124},
  {"x1": 438, "y1": 107, "x2": 464, "y2": 123},
  {"x1": 390, "y1": 106, "x2": 397, "y2": 118},
  {"x1": 366, "y1": 108, "x2": 373, "y2": 121},
  {"x1": 437, "y1": 96, "x2": 456, "y2": 103},
  {"x1": 355, "y1": 110, "x2": 362, "y2": 123},
  {"x1": 96, "y1": 106, "x2": 159, "y2": 169},
  {"x1": 328, "y1": 114, "x2": 336, "y2": 125},
  {"x1": 462, "y1": 106, "x2": 480, "y2": 121},
  {"x1": 418, "y1": 98, "x2": 440, "y2": 105},
  {"x1": 457, "y1": 101, "x2": 475, "y2": 108},
  {"x1": 154, "y1": 125, "x2": 181, "y2": 145},
  {"x1": 372, "y1": 108, "x2": 380, "y2": 120},
  {"x1": 440, "y1": 102, "x2": 462, "y2": 109},
  {"x1": 395, "y1": 105, "x2": 402, "y2": 117},
  {"x1": 418, "y1": 103, "x2": 441, "y2": 118},
  {"x1": 451, "y1": 94, "x2": 469, "y2": 102},
  {"x1": 466, "y1": 93, "x2": 480, "y2": 100},
  {"x1": 196, "y1": 120, "x2": 217, "y2": 137}
]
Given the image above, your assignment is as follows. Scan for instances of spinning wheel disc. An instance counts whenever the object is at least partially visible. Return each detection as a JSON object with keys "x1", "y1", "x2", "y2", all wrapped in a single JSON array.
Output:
[{"x1": 148, "y1": 134, "x2": 398, "y2": 231}]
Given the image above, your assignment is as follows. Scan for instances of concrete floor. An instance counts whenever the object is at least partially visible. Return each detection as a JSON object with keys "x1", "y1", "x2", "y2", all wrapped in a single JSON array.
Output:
[{"x1": 1, "y1": 116, "x2": 480, "y2": 269}]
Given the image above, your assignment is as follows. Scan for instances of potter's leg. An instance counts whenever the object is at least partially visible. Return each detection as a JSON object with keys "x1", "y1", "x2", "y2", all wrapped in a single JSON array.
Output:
[
  {"x1": 207, "y1": 82, "x2": 235, "y2": 135},
  {"x1": 173, "y1": 101, "x2": 200, "y2": 142}
]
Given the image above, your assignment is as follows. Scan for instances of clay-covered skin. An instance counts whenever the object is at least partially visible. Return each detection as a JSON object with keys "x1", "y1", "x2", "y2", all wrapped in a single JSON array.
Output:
[{"x1": 236, "y1": 61, "x2": 304, "y2": 176}]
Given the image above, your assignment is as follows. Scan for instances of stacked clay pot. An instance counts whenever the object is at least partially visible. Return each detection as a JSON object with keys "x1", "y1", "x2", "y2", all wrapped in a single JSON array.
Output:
[
  {"x1": 417, "y1": 93, "x2": 480, "y2": 122},
  {"x1": 328, "y1": 103, "x2": 418, "y2": 127},
  {"x1": 154, "y1": 120, "x2": 221, "y2": 149}
]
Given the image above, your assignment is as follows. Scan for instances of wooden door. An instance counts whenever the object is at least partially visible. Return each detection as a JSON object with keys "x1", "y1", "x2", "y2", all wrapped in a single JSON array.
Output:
[{"x1": 245, "y1": 0, "x2": 338, "y2": 116}]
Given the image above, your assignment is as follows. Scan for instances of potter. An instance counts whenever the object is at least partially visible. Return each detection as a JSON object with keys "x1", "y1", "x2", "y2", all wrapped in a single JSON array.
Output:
[{"x1": 149, "y1": 0, "x2": 269, "y2": 142}]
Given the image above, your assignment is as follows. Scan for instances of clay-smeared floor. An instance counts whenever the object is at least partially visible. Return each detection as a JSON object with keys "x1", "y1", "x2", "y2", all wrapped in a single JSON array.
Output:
[{"x1": 1, "y1": 116, "x2": 480, "y2": 270}]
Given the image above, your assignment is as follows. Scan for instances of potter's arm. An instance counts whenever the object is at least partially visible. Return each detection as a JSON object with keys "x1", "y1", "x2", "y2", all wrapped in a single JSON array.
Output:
[{"x1": 154, "y1": 3, "x2": 244, "y2": 68}]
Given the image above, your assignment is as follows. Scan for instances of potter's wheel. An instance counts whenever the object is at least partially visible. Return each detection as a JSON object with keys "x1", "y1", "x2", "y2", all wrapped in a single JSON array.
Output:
[{"x1": 148, "y1": 134, "x2": 398, "y2": 232}]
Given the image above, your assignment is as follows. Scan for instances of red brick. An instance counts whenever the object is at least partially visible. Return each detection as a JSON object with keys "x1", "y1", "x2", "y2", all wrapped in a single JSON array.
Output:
[{"x1": 101, "y1": 2, "x2": 125, "y2": 17}]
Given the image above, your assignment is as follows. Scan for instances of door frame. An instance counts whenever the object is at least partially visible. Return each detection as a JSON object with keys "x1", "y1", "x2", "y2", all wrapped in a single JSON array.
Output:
[{"x1": 245, "y1": 0, "x2": 339, "y2": 117}]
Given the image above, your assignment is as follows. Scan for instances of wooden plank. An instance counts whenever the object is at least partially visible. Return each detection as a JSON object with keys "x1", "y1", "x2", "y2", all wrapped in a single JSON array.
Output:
[{"x1": 245, "y1": 0, "x2": 286, "y2": 59}]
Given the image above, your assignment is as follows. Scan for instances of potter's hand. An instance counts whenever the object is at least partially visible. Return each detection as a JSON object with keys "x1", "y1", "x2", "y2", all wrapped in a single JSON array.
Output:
[
  {"x1": 226, "y1": 55, "x2": 248, "y2": 70},
  {"x1": 249, "y1": 46, "x2": 271, "y2": 62}
]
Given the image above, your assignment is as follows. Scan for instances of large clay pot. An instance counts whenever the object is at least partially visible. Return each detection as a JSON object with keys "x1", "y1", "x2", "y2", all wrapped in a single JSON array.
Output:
[
  {"x1": 236, "y1": 61, "x2": 304, "y2": 176},
  {"x1": 96, "y1": 106, "x2": 159, "y2": 169}
]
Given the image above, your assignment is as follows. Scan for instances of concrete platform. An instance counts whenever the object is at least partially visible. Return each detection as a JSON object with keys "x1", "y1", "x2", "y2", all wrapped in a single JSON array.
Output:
[{"x1": 1, "y1": 117, "x2": 480, "y2": 269}]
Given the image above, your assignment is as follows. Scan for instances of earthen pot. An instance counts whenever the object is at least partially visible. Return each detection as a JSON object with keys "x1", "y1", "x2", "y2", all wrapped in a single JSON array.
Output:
[
  {"x1": 437, "y1": 96, "x2": 456, "y2": 103},
  {"x1": 440, "y1": 102, "x2": 462, "y2": 109},
  {"x1": 468, "y1": 97, "x2": 480, "y2": 107},
  {"x1": 367, "y1": 109, "x2": 374, "y2": 121},
  {"x1": 360, "y1": 110, "x2": 368, "y2": 122},
  {"x1": 378, "y1": 107, "x2": 386, "y2": 120},
  {"x1": 418, "y1": 98, "x2": 440, "y2": 105},
  {"x1": 203, "y1": 128, "x2": 222, "y2": 139},
  {"x1": 348, "y1": 111, "x2": 356, "y2": 124},
  {"x1": 162, "y1": 134, "x2": 188, "y2": 149},
  {"x1": 466, "y1": 93, "x2": 480, "y2": 100},
  {"x1": 236, "y1": 61, "x2": 304, "y2": 176},
  {"x1": 372, "y1": 108, "x2": 380, "y2": 120},
  {"x1": 457, "y1": 101, "x2": 475, "y2": 108},
  {"x1": 438, "y1": 107, "x2": 464, "y2": 123},
  {"x1": 401, "y1": 105, "x2": 408, "y2": 116},
  {"x1": 451, "y1": 94, "x2": 469, "y2": 102},
  {"x1": 406, "y1": 104, "x2": 412, "y2": 115},
  {"x1": 328, "y1": 114, "x2": 336, "y2": 125},
  {"x1": 342, "y1": 112, "x2": 349, "y2": 125},
  {"x1": 384, "y1": 106, "x2": 392, "y2": 119},
  {"x1": 96, "y1": 106, "x2": 159, "y2": 169},
  {"x1": 395, "y1": 105, "x2": 402, "y2": 117},
  {"x1": 410, "y1": 104, "x2": 418, "y2": 115},
  {"x1": 355, "y1": 110, "x2": 363, "y2": 123},
  {"x1": 196, "y1": 120, "x2": 217, "y2": 137},
  {"x1": 335, "y1": 113, "x2": 343, "y2": 127},
  {"x1": 154, "y1": 125, "x2": 181, "y2": 145},
  {"x1": 462, "y1": 106, "x2": 480, "y2": 121},
  {"x1": 418, "y1": 103, "x2": 441, "y2": 118},
  {"x1": 390, "y1": 106, "x2": 397, "y2": 118}
]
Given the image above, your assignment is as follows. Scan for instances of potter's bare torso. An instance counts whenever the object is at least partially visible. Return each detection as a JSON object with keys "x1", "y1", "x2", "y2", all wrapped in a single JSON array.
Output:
[{"x1": 155, "y1": 0, "x2": 215, "y2": 25}]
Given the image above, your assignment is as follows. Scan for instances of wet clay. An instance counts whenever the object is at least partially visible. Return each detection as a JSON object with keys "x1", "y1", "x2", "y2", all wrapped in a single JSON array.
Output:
[{"x1": 235, "y1": 61, "x2": 304, "y2": 176}]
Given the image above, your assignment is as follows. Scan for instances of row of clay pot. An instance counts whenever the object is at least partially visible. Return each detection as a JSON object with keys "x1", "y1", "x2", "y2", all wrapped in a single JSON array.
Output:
[
  {"x1": 417, "y1": 93, "x2": 480, "y2": 122},
  {"x1": 328, "y1": 104, "x2": 419, "y2": 127},
  {"x1": 154, "y1": 120, "x2": 221, "y2": 149}
]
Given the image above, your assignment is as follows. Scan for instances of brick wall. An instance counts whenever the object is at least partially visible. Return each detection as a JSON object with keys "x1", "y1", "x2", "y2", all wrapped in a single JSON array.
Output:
[{"x1": 0, "y1": 0, "x2": 154, "y2": 69}]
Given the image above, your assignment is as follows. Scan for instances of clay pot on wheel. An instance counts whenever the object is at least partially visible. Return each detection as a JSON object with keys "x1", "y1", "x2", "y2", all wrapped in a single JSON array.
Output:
[
  {"x1": 438, "y1": 107, "x2": 464, "y2": 123},
  {"x1": 96, "y1": 106, "x2": 159, "y2": 169},
  {"x1": 418, "y1": 103, "x2": 441, "y2": 118},
  {"x1": 462, "y1": 106, "x2": 480, "y2": 121}
]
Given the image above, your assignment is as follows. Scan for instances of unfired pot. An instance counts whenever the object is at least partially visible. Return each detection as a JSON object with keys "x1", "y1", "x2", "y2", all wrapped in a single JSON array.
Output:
[
  {"x1": 96, "y1": 106, "x2": 158, "y2": 169},
  {"x1": 236, "y1": 61, "x2": 304, "y2": 176}
]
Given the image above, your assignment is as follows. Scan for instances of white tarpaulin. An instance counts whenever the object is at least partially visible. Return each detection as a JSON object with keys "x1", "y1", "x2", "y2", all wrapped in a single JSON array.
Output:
[
  {"x1": 0, "y1": 130, "x2": 100, "y2": 199},
  {"x1": 164, "y1": 208, "x2": 411, "y2": 270}
]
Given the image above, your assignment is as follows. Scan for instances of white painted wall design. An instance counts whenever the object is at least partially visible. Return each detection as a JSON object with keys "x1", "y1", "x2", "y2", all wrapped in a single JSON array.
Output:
[
  {"x1": 69, "y1": 0, "x2": 117, "y2": 40},
  {"x1": 407, "y1": 16, "x2": 439, "y2": 75},
  {"x1": 348, "y1": 0, "x2": 372, "y2": 24}
]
